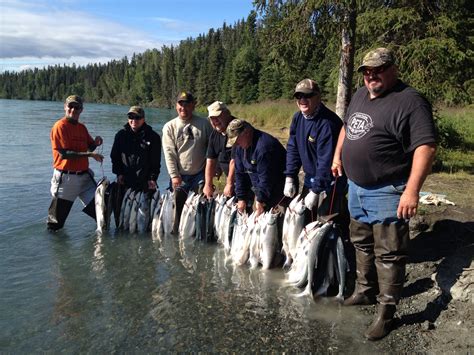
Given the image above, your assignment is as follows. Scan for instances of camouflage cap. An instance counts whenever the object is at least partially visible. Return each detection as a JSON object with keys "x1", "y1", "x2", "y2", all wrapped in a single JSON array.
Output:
[
  {"x1": 207, "y1": 101, "x2": 228, "y2": 117},
  {"x1": 127, "y1": 105, "x2": 145, "y2": 118},
  {"x1": 357, "y1": 47, "x2": 395, "y2": 72},
  {"x1": 294, "y1": 78, "x2": 320, "y2": 96},
  {"x1": 176, "y1": 91, "x2": 196, "y2": 103},
  {"x1": 65, "y1": 95, "x2": 83, "y2": 107},
  {"x1": 226, "y1": 119, "x2": 250, "y2": 147}
]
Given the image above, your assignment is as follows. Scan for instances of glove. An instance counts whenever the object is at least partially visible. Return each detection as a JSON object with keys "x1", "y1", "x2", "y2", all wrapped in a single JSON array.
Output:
[
  {"x1": 283, "y1": 177, "x2": 296, "y2": 198},
  {"x1": 304, "y1": 190, "x2": 319, "y2": 210}
]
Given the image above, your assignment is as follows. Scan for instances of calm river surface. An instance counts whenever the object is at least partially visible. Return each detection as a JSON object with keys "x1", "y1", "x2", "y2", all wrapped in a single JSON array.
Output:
[{"x1": 0, "y1": 99, "x2": 385, "y2": 352}]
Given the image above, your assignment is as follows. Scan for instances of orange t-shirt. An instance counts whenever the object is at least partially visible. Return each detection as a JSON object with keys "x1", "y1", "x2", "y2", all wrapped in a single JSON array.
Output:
[{"x1": 51, "y1": 117, "x2": 94, "y2": 171}]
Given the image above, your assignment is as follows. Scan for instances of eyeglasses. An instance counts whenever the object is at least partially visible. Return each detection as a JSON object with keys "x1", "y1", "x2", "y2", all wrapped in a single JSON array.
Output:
[
  {"x1": 295, "y1": 92, "x2": 316, "y2": 100},
  {"x1": 362, "y1": 64, "x2": 391, "y2": 77},
  {"x1": 128, "y1": 114, "x2": 143, "y2": 120},
  {"x1": 67, "y1": 103, "x2": 82, "y2": 110}
]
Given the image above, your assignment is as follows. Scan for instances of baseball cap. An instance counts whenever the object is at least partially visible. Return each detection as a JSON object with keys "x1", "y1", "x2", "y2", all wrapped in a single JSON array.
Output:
[
  {"x1": 226, "y1": 119, "x2": 249, "y2": 147},
  {"x1": 65, "y1": 95, "x2": 83, "y2": 107},
  {"x1": 357, "y1": 48, "x2": 395, "y2": 72},
  {"x1": 207, "y1": 101, "x2": 228, "y2": 117},
  {"x1": 127, "y1": 105, "x2": 145, "y2": 118},
  {"x1": 294, "y1": 79, "x2": 320, "y2": 96},
  {"x1": 176, "y1": 91, "x2": 196, "y2": 103}
]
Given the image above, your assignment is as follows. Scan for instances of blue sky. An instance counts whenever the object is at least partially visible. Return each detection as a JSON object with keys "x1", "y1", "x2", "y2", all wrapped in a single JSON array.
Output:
[{"x1": 0, "y1": 0, "x2": 255, "y2": 72}]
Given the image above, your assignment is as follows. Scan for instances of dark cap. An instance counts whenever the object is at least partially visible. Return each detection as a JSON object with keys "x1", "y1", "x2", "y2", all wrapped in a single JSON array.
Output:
[
  {"x1": 294, "y1": 79, "x2": 320, "y2": 96},
  {"x1": 65, "y1": 95, "x2": 83, "y2": 107},
  {"x1": 176, "y1": 91, "x2": 196, "y2": 103},
  {"x1": 226, "y1": 119, "x2": 250, "y2": 147},
  {"x1": 127, "y1": 105, "x2": 145, "y2": 118},
  {"x1": 357, "y1": 47, "x2": 395, "y2": 72}
]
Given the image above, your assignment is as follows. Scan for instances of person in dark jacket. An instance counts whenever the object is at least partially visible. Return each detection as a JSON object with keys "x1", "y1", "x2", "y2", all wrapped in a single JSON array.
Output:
[
  {"x1": 226, "y1": 119, "x2": 286, "y2": 217},
  {"x1": 284, "y1": 78, "x2": 346, "y2": 220},
  {"x1": 111, "y1": 106, "x2": 161, "y2": 192}
]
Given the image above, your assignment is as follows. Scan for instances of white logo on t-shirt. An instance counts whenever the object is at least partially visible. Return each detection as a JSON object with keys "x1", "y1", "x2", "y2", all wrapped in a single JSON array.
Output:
[{"x1": 346, "y1": 112, "x2": 373, "y2": 140}]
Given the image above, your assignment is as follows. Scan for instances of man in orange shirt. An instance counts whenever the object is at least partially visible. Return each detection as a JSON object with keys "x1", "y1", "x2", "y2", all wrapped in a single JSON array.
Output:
[{"x1": 47, "y1": 95, "x2": 104, "y2": 231}]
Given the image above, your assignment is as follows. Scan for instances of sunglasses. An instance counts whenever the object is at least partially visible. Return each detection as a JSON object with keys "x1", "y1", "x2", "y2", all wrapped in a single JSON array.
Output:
[
  {"x1": 128, "y1": 114, "x2": 143, "y2": 120},
  {"x1": 295, "y1": 92, "x2": 316, "y2": 100},
  {"x1": 362, "y1": 64, "x2": 391, "y2": 77},
  {"x1": 67, "y1": 103, "x2": 82, "y2": 110}
]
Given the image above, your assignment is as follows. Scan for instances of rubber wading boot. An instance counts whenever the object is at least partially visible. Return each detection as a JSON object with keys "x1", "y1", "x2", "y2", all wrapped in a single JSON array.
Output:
[
  {"x1": 366, "y1": 222, "x2": 409, "y2": 340},
  {"x1": 172, "y1": 187, "x2": 188, "y2": 234},
  {"x1": 47, "y1": 197, "x2": 74, "y2": 231},
  {"x1": 344, "y1": 219, "x2": 378, "y2": 306},
  {"x1": 365, "y1": 303, "x2": 396, "y2": 341},
  {"x1": 82, "y1": 198, "x2": 97, "y2": 220}
]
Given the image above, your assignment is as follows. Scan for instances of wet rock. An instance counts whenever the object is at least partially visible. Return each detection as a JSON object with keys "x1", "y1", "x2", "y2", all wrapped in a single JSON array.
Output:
[{"x1": 432, "y1": 245, "x2": 474, "y2": 303}]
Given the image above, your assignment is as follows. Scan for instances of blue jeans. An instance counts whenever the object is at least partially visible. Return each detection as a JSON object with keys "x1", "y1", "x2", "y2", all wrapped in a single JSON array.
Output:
[
  {"x1": 169, "y1": 171, "x2": 204, "y2": 193},
  {"x1": 348, "y1": 179, "x2": 407, "y2": 225}
]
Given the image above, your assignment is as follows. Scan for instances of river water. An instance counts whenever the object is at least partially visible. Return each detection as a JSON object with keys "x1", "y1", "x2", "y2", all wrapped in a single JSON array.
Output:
[{"x1": 0, "y1": 99, "x2": 382, "y2": 352}]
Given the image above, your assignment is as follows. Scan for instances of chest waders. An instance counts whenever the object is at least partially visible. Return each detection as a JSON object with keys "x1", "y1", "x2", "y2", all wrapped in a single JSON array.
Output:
[{"x1": 47, "y1": 170, "x2": 97, "y2": 231}]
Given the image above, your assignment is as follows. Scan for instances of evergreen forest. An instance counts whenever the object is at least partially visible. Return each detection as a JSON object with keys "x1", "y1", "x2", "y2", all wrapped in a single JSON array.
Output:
[{"x1": 0, "y1": 1, "x2": 472, "y2": 108}]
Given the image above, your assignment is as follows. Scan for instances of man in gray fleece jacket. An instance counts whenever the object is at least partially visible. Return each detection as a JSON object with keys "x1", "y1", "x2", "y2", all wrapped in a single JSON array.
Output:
[{"x1": 162, "y1": 91, "x2": 212, "y2": 234}]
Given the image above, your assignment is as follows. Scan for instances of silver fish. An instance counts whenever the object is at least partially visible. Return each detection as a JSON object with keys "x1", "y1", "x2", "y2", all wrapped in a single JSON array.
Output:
[
  {"x1": 95, "y1": 177, "x2": 110, "y2": 234},
  {"x1": 260, "y1": 210, "x2": 279, "y2": 270},
  {"x1": 151, "y1": 192, "x2": 164, "y2": 236},
  {"x1": 282, "y1": 194, "x2": 301, "y2": 267},
  {"x1": 334, "y1": 235, "x2": 348, "y2": 301},
  {"x1": 149, "y1": 189, "x2": 161, "y2": 228},
  {"x1": 137, "y1": 191, "x2": 151, "y2": 233},
  {"x1": 118, "y1": 188, "x2": 132, "y2": 229},
  {"x1": 122, "y1": 190, "x2": 135, "y2": 231},
  {"x1": 298, "y1": 222, "x2": 333, "y2": 298},
  {"x1": 129, "y1": 191, "x2": 141, "y2": 234},
  {"x1": 179, "y1": 193, "x2": 200, "y2": 238},
  {"x1": 288, "y1": 197, "x2": 306, "y2": 263}
]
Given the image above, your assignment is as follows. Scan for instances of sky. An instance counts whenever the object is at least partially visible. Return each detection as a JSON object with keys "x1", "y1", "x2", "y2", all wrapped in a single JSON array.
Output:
[{"x1": 0, "y1": 0, "x2": 255, "y2": 72}]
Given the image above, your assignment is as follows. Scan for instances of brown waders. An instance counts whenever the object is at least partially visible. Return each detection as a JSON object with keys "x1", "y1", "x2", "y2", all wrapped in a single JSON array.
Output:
[{"x1": 344, "y1": 219, "x2": 409, "y2": 341}]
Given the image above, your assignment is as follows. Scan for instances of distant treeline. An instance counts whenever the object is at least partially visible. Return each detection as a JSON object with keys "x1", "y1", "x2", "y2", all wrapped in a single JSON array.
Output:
[{"x1": 0, "y1": 1, "x2": 471, "y2": 108}]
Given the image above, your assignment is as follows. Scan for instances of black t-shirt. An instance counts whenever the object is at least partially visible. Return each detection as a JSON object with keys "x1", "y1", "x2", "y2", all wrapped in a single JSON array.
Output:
[
  {"x1": 206, "y1": 130, "x2": 232, "y2": 176},
  {"x1": 342, "y1": 80, "x2": 436, "y2": 187}
]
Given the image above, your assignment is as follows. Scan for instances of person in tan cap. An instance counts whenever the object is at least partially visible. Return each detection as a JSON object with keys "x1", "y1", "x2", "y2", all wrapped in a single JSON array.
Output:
[
  {"x1": 162, "y1": 91, "x2": 212, "y2": 233},
  {"x1": 203, "y1": 101, "x2": 236, "y2": 199},
  {"x1": 226, "y1": 119, "x2": 286, "y2": 218},
  {"x1": 284, "y1": 78, "x2": 346, "y2": 221},
  {"x1": 110, "y1": 105, "x2": 161, "y2": 191},
  {"x1": 47, "y1": 95, "x2": 104, "y2": 231},
  {"x1": 331, "y1": 48, "x2": 437, "y2": 340}
]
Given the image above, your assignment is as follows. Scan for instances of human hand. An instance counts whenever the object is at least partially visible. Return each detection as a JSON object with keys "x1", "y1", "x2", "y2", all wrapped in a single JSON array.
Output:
[
  {"x1": 237, "y1": 200, "x2": 246, "y2": 213},
  {"x1": 203, "y1": 184, "x2": 214, "y2": 199},
  {"x1": 91, "y1": 153, "x2": 104, "y2": 163},
  {"x1": 255, "y1": 201, "x2": 265, "y2": 217},
  {"x1": 94, "y1": 136, "x2": 103, "y2": 146},
  {"x1": 223, "y1": 183, "x2": 234, "y2": 197},
  {"x1": 283, "y1": 177, "x2": 296, "y2": 198},
  {"x1": 148, "y1": 180, "x2": 157, "y2": 190},
  {"x1": 331, "y1": 160, "x2": 343, "y2": 177},
  {"x1": 397, "y1": 189, "x2": 419, "y2": 219},
  {"x1": 304, "y1": 190, "x2": 319, "y2": 210},
  {"x1": 171, "y1": 177, "x2": 182, "y2": 189}
]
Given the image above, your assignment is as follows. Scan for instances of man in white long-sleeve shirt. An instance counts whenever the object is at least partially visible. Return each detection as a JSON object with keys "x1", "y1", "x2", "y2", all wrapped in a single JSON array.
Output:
[{"x1": 162, "y1": 91, "x2": 212, "y2": 233}]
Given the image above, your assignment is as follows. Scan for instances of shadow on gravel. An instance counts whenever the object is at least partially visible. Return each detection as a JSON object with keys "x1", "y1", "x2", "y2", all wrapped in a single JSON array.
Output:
[{"x1": 399, "y1": 219, "x2": 474, "y2": 327}]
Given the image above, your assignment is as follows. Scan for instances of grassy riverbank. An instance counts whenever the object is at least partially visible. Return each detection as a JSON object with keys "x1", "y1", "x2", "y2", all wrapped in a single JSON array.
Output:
[{"x1": 198, "y1": 100, "x2": 474, "y2": 174}]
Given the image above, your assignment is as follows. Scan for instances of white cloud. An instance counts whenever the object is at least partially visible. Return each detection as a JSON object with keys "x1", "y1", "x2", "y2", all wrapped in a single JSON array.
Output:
[{"x1": 0, "y1": 0, "x2": 165, "y2": 71}]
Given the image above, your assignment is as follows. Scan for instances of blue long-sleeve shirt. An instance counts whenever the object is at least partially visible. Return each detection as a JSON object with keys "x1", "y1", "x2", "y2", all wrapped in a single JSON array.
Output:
[
  {"x1": 285, "y1": 103, "x2": 342, "y2": 193},
  {"x1": 234, "y1": 129, "x2": 286, "y2": 207}
]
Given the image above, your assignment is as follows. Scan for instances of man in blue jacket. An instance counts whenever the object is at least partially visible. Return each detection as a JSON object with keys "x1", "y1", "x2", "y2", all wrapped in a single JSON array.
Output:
[
  {"x1": 284, "y1": 78, "x2": 345, "y2": 218},
  {"x1": 226, "y1": 119, "x2": 286, "y2": 217}
]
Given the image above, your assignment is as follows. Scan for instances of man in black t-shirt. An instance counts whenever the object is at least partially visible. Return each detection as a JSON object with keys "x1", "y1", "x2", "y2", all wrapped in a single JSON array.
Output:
[
  {"x1": 203, "y1": 101, "x2": 236, "y2": 198},
  {"x1": 332, "y1": 48, "x2": 436, "y2": 341}
]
